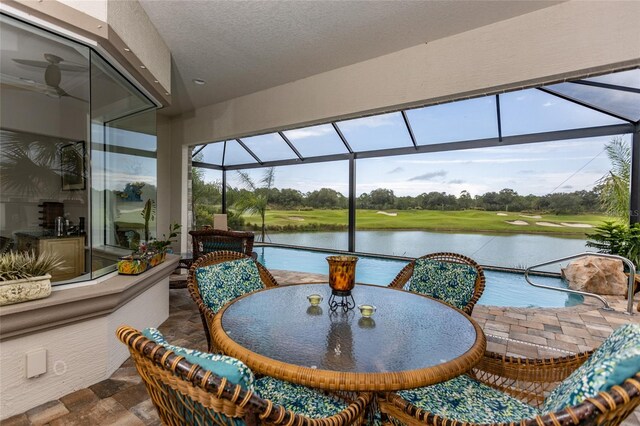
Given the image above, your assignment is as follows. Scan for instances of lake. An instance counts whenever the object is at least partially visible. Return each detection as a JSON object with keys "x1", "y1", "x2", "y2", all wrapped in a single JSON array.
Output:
[{"x1": 264, "y1": 230, "x2": 590, "y2": 270}]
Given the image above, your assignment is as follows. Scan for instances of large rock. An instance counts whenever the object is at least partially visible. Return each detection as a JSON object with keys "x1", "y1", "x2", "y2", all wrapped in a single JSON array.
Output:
[{"x1": 562, "y1": 256, "x2": 628, "y2": 296}]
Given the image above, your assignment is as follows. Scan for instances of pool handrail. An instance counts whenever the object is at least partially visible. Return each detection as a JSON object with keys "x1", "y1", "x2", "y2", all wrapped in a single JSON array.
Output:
[{"x1": 524, "y1": 252, "x2": 636, "y2": 314}]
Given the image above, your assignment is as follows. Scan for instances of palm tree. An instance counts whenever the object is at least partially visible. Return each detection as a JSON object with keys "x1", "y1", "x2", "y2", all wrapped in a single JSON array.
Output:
[
  {"x1": 597, "y1": 136, "x2": 631, "y2": 222},
  {"x1": 234, "y1": 168, "x2": 275, "y2": 242}
]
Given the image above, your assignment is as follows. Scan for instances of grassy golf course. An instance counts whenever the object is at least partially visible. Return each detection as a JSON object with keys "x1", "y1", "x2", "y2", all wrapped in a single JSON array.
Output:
[{"x1": 241, "y1": 209, "x2": 613, "y2": 236}]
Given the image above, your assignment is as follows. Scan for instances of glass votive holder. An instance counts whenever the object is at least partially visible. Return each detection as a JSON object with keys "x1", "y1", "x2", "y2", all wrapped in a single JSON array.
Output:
[
  {"x1": 326, "y1": 255, "x2": 358, "y2": 293},
  {"x1": 307, "y1": 294, "x2": 323, "y2": 306},
  {"x1": 358, "y1": 304, "x2": 376, "y2": 317}
]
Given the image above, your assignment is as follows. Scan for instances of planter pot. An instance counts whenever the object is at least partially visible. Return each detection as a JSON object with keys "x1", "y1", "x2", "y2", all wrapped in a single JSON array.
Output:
[
  {"x1": 148, "y1": 252, "x2": 166, "y2": 268},
  {"x1": 0, "y1": 274, "x2": 52, "y2": 306},
  {"x1": 117, "y1": 256, "x2": 149, "y2": 275},
  {"x1": 118, "y1": 252, "x2": 167, "y2": 275}
]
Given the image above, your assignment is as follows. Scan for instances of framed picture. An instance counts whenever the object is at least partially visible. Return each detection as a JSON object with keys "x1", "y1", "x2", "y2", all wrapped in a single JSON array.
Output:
[{"x1": 60, "y1": 141, "x2": 85, "y2": 190}]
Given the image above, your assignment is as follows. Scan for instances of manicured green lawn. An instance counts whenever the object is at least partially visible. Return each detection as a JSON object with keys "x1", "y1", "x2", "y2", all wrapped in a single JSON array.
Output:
[{"x1": 239, "y1": 209, "x2": 613, "y2": 235}]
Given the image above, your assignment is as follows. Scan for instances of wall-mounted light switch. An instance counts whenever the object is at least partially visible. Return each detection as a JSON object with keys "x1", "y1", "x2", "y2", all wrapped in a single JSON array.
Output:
[{"x1": 26, "y1": 349, "x2": 47, "y2": 378}]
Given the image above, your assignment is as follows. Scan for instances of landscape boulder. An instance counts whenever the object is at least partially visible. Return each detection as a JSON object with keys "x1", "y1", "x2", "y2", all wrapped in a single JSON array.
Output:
[{"x1": 562, "y1": 256, "x2": 628, "y2": 296}]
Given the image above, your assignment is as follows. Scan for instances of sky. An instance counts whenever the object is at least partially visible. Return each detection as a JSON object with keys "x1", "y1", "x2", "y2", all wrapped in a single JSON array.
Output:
[{"x1": 195, "y1": 85, "x2": 633, "y2": 198}]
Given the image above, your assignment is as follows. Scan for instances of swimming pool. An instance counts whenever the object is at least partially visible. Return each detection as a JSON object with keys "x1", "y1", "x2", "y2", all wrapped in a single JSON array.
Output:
[{"x1": 255, "y1": 246, "x2": 583, "y2": 308}]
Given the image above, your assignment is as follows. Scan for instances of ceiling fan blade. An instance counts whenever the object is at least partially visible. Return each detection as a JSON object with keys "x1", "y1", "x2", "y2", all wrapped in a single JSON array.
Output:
[
  {"x1": 0, "y1": 73, "x2": 48, "y2": 93},
  {"x1": 13, "y1": 58, "x2": 50, "y2": 68},
  {"x1": 13, "y1": 58, "x2": 87, "y2": 72},
  {"x1": 56, "y1": 86, "x2": 88, "y2": 103}
]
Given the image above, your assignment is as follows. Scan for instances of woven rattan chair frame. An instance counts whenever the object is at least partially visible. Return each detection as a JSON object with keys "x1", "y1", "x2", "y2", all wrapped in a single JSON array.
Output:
[
  {"x1": 387, "y1": 252, "x2": 486, "y2": 315},
  {"x1": 117, "y1": 326, "x2": 372, "y2": 426},
  {"x1": 379, "y1": 350, "x2": 640, "y2": 426},
  {"x1": 187, "y1": 251, "x2": 279, "y2": 352},
  {"x1": 189, "y1": 228, "x2": 256, "y2": 259}
]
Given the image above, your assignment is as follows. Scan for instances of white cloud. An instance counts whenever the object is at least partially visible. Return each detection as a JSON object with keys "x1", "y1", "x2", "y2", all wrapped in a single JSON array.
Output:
[{"x1": 284, "y1": 125, "x2": 333, "y2": 140}]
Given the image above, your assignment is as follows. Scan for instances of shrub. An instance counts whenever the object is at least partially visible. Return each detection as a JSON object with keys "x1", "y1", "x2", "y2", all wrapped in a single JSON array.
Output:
[
  {"x1": 586, "y1": 221, "x2": 640, "y2": 270},
  {"x1": 0, "y1": 251, "x2": 64, "y2": 281}
]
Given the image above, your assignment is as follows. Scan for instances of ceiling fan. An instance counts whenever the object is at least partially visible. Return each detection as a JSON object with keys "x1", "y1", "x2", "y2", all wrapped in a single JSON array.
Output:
[{"x1": 4, "y1": 53, "x2": 88, "y2": 102}]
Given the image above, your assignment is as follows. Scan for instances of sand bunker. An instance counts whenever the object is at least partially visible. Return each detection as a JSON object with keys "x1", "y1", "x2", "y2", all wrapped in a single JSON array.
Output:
[
  {"x1": 560, "y1": 222, "x2": 593, "y2": 228},
  {"x1": 506, "y1": 220, "x2": 529, "y2": 226},
  {"x1": 521, "y1": 214, "x2": 542, "y2": 219},
  {"x1": 288, "y1": 216, "x2": 305, "y2": 221},
  {"x1": 536, "y1": 221, "x2": 563, "y2": 227},
  {"x1": 377, "y1": 211, "x2": 398, "y2": 217},
  {"x1": 496, "y1": 213, "x2": 508, "y2": 216}
]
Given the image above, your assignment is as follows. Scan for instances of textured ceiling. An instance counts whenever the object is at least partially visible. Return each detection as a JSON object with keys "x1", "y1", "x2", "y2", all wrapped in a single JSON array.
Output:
[{"x1": 139, "y1": 0, "x2": 563, "y2": 115}]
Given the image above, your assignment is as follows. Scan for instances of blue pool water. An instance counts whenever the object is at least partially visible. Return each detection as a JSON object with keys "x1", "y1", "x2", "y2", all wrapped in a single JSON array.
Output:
[{"x1": 255, "y1": 246, "x2": 584, "y2": 308}]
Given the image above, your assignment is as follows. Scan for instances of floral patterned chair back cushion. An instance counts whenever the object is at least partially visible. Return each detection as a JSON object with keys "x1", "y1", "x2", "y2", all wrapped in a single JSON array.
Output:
[
  {"x1": 142, "y1": 328, "x2": 350, "y2": 421},
  {"x1": 142, "y1": 328, "x2": 255, "y2": 390},
  {"x1": 409, "y1": 258, "x2": 478, "y2": 310},
  {"x1": 543, "y1": 323, "x2": 640, "y2": 413},
  {"x1": 194, "y1": 258, "x2": 264, "y2": 314}
]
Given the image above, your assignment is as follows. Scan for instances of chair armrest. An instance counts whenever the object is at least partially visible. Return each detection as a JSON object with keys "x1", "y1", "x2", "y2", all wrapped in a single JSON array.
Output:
[
  {"x1": 388, "y1": 262, "x2": 414, "y2": 290},
  {"x1": 471, "y1": 350, "x2": 593, "y2": 407}
]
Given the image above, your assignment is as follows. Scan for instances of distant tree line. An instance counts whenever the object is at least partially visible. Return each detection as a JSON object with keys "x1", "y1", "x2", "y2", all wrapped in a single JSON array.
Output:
[{"x1": 255, "y1": 186, "x2": 603, "y2": 215}]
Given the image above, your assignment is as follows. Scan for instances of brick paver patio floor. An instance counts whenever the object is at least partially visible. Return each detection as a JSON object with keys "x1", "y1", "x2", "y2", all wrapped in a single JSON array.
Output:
[{"x1": 3, "y1": 269, "x2": 639, "y2": 425}]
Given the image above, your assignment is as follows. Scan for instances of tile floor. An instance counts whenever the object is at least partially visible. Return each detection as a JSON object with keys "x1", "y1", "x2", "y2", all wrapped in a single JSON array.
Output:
[{"x1": 2, "y1": 270, "x2": 639, "y2": 425}]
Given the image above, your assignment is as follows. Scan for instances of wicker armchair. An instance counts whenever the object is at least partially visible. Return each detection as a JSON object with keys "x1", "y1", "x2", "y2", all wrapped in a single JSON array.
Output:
[
  {"x1": 380, "y1": 327, "x2": 640, "y2": 426},
  {"x1": 189, "y1": 228, "x2": 256, "y2": 260},
  {"x1": 117, "y1": 326, "x2": 372, "y2": 426},
  {"x1": 388, "y1": 252, "x2": 485, "y2": 314},
  {"x1": 187, "y1": 251, "x2": 279, "y2": 351}
]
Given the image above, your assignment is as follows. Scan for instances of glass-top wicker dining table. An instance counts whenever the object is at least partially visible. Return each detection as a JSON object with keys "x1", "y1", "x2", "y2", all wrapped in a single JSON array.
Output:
[{"x1": 211, "y1": 283, "x2": 486, "y2": 392}]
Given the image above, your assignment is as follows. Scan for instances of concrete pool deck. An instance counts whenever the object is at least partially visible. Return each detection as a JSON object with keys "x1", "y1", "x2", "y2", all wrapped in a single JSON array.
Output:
[{"x1": 4, "y1": 269, "x2": 639, "y2": 425}]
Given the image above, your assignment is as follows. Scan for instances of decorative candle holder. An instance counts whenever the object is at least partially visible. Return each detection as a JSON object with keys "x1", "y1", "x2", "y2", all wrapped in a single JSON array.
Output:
[
  {"x1": 326, "y1": 255, "x2": 358, "y2": 312},
  {"x1": 307, "y1": 293, "x2": 323, "y2": 306},
  {"x1": 358, "y1": 304, "x2": 376, "y2": 318}
]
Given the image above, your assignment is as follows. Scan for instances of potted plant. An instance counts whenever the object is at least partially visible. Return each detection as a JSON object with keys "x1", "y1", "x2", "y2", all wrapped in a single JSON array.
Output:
[
  {"x1": 118, "y1": 223, "x2": 181, "y2": 274},
  {"x1": 0, "y1": 251, "x2": 63, "y2": 306}
]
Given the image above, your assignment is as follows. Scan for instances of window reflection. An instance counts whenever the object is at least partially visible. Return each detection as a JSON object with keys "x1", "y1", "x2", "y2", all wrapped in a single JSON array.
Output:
[{"x1": 0, "y1": 14, "x2": 158, "y2": 284}]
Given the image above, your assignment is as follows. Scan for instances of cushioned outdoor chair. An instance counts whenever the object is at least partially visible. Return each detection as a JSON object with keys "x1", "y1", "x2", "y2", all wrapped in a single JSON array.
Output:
[
  {"x1": 189, "y1": 228, "x2": 256, "y2": 260},
  {"x1": 379, "y1": 323, "x2": 640, "y2": 426},
  {"x1": 117, "y1": 326, "x2": 372, "y2": 426},
  {"x1": 387, "y1": 252, "x2": 485, "y2": 315},
  {"x1": 187, "y1": 251, "x2": 279, "y2": 351}
]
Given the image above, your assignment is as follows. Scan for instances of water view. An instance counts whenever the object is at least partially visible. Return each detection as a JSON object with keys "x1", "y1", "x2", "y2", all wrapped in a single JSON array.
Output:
[
  {"x1": 265, "y1": 230, "x2": 590, "y2": 270},
  {"x1": 255, "y1": 246, "x2": 584, "y2": 308}
]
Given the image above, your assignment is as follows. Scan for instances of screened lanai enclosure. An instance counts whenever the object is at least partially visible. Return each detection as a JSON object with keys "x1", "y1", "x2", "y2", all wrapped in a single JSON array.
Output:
[{"x1": 191, "y1": 69, "x2": 640, "y2": 270}]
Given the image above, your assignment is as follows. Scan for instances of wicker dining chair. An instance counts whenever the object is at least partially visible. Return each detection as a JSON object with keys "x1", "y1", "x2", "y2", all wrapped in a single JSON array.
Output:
[
  {"x1": 387, "y1": 252, "x2": 485, "y2": 314},
  {"x1": 117, "y1": 326, "x2": 372, "y2": 426},
  {"x1": 187, "y1": 250, "x2": 279, "y2": 352},
  {"x1": 379, "y1": 323, "x2": 640, "y2": 426},
  {"x1": 189, "y1": 228, "x2": 256, "y2": 260}
]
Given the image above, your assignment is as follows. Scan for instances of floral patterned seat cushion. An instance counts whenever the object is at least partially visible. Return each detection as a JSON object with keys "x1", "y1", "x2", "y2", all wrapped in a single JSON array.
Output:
[
  {"x1": 543, "y1": 323, "x2": 640, "y2": 413},
  {"x1": 142, "y1": 328, "x2": 255, "y2": 391},
  {"x1": 254, "y1": 376, "x2": 348, "y2": 419},
  {"x1": 398, "y1": 374, "x2": 540, "y2": 423},
  {"x1": 409, "y1": 258, "x2": 478, "y2": 310},
  {"x1": 195, "y1": 258, "x2": 264, "y2": 314}
]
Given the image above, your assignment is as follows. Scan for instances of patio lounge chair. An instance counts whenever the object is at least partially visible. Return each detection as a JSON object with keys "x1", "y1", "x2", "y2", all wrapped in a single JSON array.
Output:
[
  {"x1": 379, "y1": 323, "x2": 640, "y2": 426},
  {"x1": 387, "y1": 252, "x2": 486, "y2": 314},
  {"x1": 117, "y1": 325, "x2": 372, "y2": 425},
  {"x1": 189, "y1": 228, "x2": 256, "y2": 260},
  {"x1": 187, "y1": 251, "x2": 279, "y2": 352}
]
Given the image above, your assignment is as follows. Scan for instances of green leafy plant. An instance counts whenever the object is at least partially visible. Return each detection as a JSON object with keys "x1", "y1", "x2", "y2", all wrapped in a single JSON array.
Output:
[
  {"x1": 0, "y1": 251, "x2": 64, "y2": 281},
  {"x1": 586, "y1": 221, "x2": 640, "y2": 270},
  {"x1": 141, "y1": 198, "x2": 156, "y2": 242},
  {"x1": 147, "y1": 223, "x2": 181, "y2": 253}
]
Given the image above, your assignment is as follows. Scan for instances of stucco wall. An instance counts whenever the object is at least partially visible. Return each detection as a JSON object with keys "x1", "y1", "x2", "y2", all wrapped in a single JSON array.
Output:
[
  {"x1": 172, "y1": 1, "x2": 640, "y2": 146},
  {"x1": 107, "y1": 0, "x2": 171, "y2": 92},
  {"x1": 0, "y1": 276, "x2": 169, "y2": 419}
]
